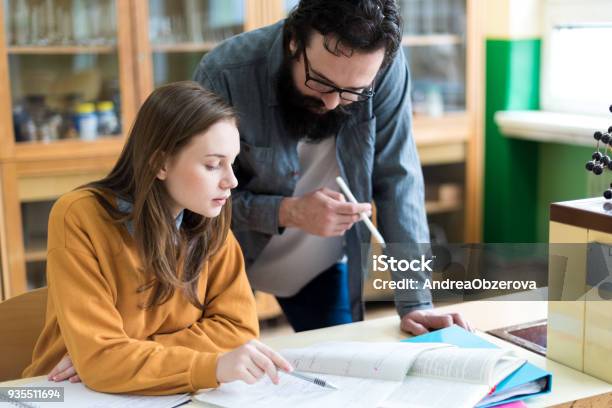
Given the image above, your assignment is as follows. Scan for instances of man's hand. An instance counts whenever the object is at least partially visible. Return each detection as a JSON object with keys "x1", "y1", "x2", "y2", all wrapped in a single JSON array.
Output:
[
  {"x1": 48, "y1": 354, "x2": 81, "y2": 383},
  {"x1": 279, "y1": 188, "x2": 371, "y2": 236},
  {"x1": 400, "y1": 309, "x2": 472, "y2": 335}
]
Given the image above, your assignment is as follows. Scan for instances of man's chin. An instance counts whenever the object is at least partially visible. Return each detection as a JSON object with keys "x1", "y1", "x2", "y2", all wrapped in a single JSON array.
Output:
[{"x1": 306, "y1": 106, "x2": 328, "y2": 115}]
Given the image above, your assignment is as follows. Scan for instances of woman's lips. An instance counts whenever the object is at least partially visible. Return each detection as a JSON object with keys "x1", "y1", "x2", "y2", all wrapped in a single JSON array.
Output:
[{"x1": 212, "y1": 198, "x2": 227, "y2": 206}]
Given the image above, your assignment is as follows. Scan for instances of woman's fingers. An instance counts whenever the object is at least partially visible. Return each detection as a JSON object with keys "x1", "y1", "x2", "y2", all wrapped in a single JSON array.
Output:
[
  {"x1": 48, "y1": 355, "x2": 73, "y2": 381},
  {"x1": 252, "y1": 340, "x2": 293, "y2": 373},
  {"x1": 53, "y1": 365, "x2": 77, "y2": 382},
  {"x1": 250, "y1": 349, "x2": 280, "y2": 384},
  {"x1": 68, "y1": 374, "x2": 81, "y2": 383}
]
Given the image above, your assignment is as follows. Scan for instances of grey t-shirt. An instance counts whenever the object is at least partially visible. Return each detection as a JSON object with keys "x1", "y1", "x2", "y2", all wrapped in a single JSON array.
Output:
[{"x1": 247, "y1": 137, "x2": 344, "y2": 297}]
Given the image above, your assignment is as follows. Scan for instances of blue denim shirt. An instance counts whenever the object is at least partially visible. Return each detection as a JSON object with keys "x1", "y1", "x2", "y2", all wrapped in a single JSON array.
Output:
[
  {"x1": 117, "y1": 198, "x2": 184, "y2": 235},
  {"x1": 194, "y1": 21, "x2": 432, "y2": 319}
]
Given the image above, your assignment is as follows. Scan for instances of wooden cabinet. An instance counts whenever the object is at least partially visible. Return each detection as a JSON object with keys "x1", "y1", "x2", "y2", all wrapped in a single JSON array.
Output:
[
  {"x1": 0, "y1": 0, "x2": 483, "y2": 301},
  {"x1": 0, "y1": 0, "x2": 137, "y2": 299},
  {"x1": 399, "y1": 0, "x2": 484, "y2": 244},
  {"x1": 0, "y1": 0, "x2": 259, "y2": 300}
]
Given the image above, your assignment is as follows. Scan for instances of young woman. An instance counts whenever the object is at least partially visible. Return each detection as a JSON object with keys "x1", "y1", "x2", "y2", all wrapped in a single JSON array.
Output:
[{"x1": 23, "y1": 81, "x2": 292, "y2": 394}]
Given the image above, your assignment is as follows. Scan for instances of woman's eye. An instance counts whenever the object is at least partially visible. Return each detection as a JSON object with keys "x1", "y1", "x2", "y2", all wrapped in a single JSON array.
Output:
[{"x1": 205, "y1": 164, "x2": 221, "y2": 170}]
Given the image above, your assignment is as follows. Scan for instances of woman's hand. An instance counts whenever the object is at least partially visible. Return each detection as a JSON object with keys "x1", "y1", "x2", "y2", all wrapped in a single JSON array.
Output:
[
  {"x1": 216, "y1": 339, "x2": 293, "y2": 385},
  {"x1": 48, "y1": 354, "x2": 81, "y2": 383}
]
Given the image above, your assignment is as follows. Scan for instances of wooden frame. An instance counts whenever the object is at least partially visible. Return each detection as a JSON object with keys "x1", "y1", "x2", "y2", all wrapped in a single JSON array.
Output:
[
  {"x1": 131, "y1": 0, "x2": 154, "y2": 105},
  {"x1": 0, "y1": 3, "x2": 15, "y2": 161},
  {"x1": 464, "y1": 0, "x2": 485, "y2": 242},
  {"x1": 0, "y1": 163, "x2": 27, "y2": 298},
  {"x1": 0, "y1": 170, "x2": 8, "y2": 301}
]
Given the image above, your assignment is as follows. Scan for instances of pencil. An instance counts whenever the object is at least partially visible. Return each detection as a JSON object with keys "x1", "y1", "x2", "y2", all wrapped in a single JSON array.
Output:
[
  {"x1": 335, "y1": 176, "x2": 386, "y2": 248},
  {"x1": 286, "y1": 370, "x2": 339, "y2": 390}
]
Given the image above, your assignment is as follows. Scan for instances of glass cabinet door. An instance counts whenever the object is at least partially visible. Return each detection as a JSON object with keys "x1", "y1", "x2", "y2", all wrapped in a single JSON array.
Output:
[
  {"x1": 399, "y1": 0, "x2": 467, "y2": 116},
  {"x1": 149, "y1": 0, "x2": 245, "y2": 87},
  {"x1": 3, "y1": 0, "x2": 125, "y2": 144}
]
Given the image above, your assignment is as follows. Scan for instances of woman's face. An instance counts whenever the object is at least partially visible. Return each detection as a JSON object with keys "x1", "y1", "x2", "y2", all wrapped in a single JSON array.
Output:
[{"x1": 157, "y1": 119, "x2": 240, "y2": 218}]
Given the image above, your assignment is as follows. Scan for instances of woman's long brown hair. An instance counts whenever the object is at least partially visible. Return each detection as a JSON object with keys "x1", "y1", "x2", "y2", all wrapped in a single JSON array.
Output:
[{"x1": 84, "y1": 81, "x2": 237, "y2": 310}]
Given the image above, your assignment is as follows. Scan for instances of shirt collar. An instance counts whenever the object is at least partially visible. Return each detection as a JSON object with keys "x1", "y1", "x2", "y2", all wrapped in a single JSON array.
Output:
[{"x1": 117, "y1": 197, "x2": 184, "y2": 236}]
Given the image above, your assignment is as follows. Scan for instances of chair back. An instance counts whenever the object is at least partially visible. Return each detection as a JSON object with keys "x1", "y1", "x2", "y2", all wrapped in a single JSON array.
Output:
[{"x1": 0, "y1": 287, "x2": 47, "y2": 381}]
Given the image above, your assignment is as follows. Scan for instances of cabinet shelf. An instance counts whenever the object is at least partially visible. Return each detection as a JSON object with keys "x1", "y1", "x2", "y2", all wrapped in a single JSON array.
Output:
[
  {"x1": 14, "y1": 136, "x2": 124, "y2": 162},
  {"x1": 426, "y1": 199, "x2": 463, "y2": 214},
  {"x1": 24, "y1": 243, "x2": 47, "y2": 263},
  {"x1": 8, "y1": 45, "x2": 117, "y2": 55},
  {"x1": 151, "y1": 41, "x2": 219, "y2": 53},
  {"x1": 402, "y1": 34, "x2": 463, "y2": 47}
]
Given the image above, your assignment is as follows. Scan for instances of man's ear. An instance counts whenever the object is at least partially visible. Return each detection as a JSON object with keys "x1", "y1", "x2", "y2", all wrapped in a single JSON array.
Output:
[{"x1": 289, "y1": 37, "x2": 298, "y2": 56}]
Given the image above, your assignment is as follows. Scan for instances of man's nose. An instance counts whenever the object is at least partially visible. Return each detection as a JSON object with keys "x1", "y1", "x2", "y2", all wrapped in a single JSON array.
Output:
[{"x1": 320, "y1": 92, "x2": 341, "y2": 111}]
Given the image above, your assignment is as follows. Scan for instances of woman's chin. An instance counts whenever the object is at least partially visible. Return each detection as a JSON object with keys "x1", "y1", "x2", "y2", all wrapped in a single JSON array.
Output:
[{"x1": 199, "y1": 207, "x2": 222, "y2": 218}]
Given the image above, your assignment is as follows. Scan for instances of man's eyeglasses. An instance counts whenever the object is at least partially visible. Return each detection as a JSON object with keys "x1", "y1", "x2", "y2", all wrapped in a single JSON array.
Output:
[{"x1": 303, "y1": 49, "x2": 375, "y2": 102}]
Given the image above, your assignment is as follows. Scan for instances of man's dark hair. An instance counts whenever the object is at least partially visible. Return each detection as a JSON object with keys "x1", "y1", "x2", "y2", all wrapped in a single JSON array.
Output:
[{"x1": 284, "y1": 0, "x2": 402, "y2": 67}]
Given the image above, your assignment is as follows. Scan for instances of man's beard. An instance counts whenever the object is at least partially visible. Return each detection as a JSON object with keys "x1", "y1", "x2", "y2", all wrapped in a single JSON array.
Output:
[{"x1": 275, "y1": 55, "x2": 364, "y2": 143}]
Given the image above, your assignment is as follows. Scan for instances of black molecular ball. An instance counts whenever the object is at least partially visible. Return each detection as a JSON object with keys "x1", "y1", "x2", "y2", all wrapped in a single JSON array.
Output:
[
  {"x1": 603, "y1": 134, "x2": 611, "y2": 144},
  {"x1": 586, "y1": 161, "x2": 596, "y2": 171},
  {"x1": 594, "y1": 164, "x2": 604, "y2": 175},
  {"x1": 594, "y1": 131, "x2": 603, "y2": 140},
  {"x1": 605, "y1": 190, "x2": 612, "y2": 200},
  {"x1": 602, "y1": 155, "x2": 610, "y2": 166},
  {"x1": 593, "y1": 151, "x2": 603, "y2": 161}
]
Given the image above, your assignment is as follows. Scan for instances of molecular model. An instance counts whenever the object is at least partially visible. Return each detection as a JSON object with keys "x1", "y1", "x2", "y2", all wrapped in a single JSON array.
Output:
[{"x1": 585, "y1": 105, "x2": 612, "y2": 199}]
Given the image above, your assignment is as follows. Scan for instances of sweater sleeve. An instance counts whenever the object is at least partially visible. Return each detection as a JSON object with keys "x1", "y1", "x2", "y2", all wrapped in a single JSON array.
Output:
[
  {"x1": 47, "y1": 203, "x2": 221, "y2": 395},
  {"x1": 150, "y1": 232, "x2": 259, "y2": 351}
]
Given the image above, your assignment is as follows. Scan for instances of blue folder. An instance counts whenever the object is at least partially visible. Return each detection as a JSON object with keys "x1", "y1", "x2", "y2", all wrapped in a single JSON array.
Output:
[{"x1": 402, "y1": 325, "x2": 552, "y2": 407}]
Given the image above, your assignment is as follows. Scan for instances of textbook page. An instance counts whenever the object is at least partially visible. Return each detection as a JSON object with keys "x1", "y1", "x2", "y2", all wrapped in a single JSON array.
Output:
[
  {"x1": 408, "y1": 347, "x2": 523, "y2": 385},
  {"x1": 281, "y1": 341, "x2": 451, "y2": 381},
  {"x1": 381, "y1": 347, "x2": 526, "y2": 408},
  {"x1": 379, "y1": 375, "x2": 487, "y2": 408},
  {"x1": 0, "y1": 378, "x2": 190, "y2": 408},
  {"x1": 194, "y1": 342, "x2": 450, "y2": 408},
  {"x1": 193, "y1": 370, "x2": 400, "y2": 408}
]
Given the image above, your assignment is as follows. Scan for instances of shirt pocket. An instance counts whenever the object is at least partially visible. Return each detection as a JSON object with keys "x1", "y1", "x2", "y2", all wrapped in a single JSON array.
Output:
[{"x1": 236, "y1": 141, "x2": 274, "y2": 190}]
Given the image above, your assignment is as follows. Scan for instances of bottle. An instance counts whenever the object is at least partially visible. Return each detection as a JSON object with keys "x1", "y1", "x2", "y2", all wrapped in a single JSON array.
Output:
[
  {"x1": 96, "y1": 101, "x2": 118, "y2": 135},
  {"x1": 74, "y1": 103, "x2": 98, "y2": 140},
  {"x1": 425, "y1": 86, "x2": 444, "y2": 117}
]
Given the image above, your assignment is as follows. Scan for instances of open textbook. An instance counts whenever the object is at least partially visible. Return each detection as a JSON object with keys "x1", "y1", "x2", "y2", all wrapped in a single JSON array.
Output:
[{"x1": 194, "y1": 340, "x2": 527, "y2": 408}]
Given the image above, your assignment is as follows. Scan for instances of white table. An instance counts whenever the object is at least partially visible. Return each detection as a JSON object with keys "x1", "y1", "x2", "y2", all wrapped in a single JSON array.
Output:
[{"x1": 3, "y1": 301, "x2": 611, "y2": 407}]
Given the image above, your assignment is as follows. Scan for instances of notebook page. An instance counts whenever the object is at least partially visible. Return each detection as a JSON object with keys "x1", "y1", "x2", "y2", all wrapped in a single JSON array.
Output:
[
  {"x1": 7, "y1": 379, "x2": 190, "y2": 408},
  {"x1": 409, "y1": 347, "x2": 513, "y2": 384},
  {"x1": 379, "y1": 375, "x2": 487, "y2": 408},
  {"x1": 281, "y1": 342, "x2": 451, "y2": 381},
  {"x1": 194, "y1": 370, "x2": 400, "y2": 408}
]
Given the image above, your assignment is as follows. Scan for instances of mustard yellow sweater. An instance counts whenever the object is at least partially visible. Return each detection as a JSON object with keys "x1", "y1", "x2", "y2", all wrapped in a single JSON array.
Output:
[{"x1": 23, "y1": 190, "x2": 259, "y2": 394}]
